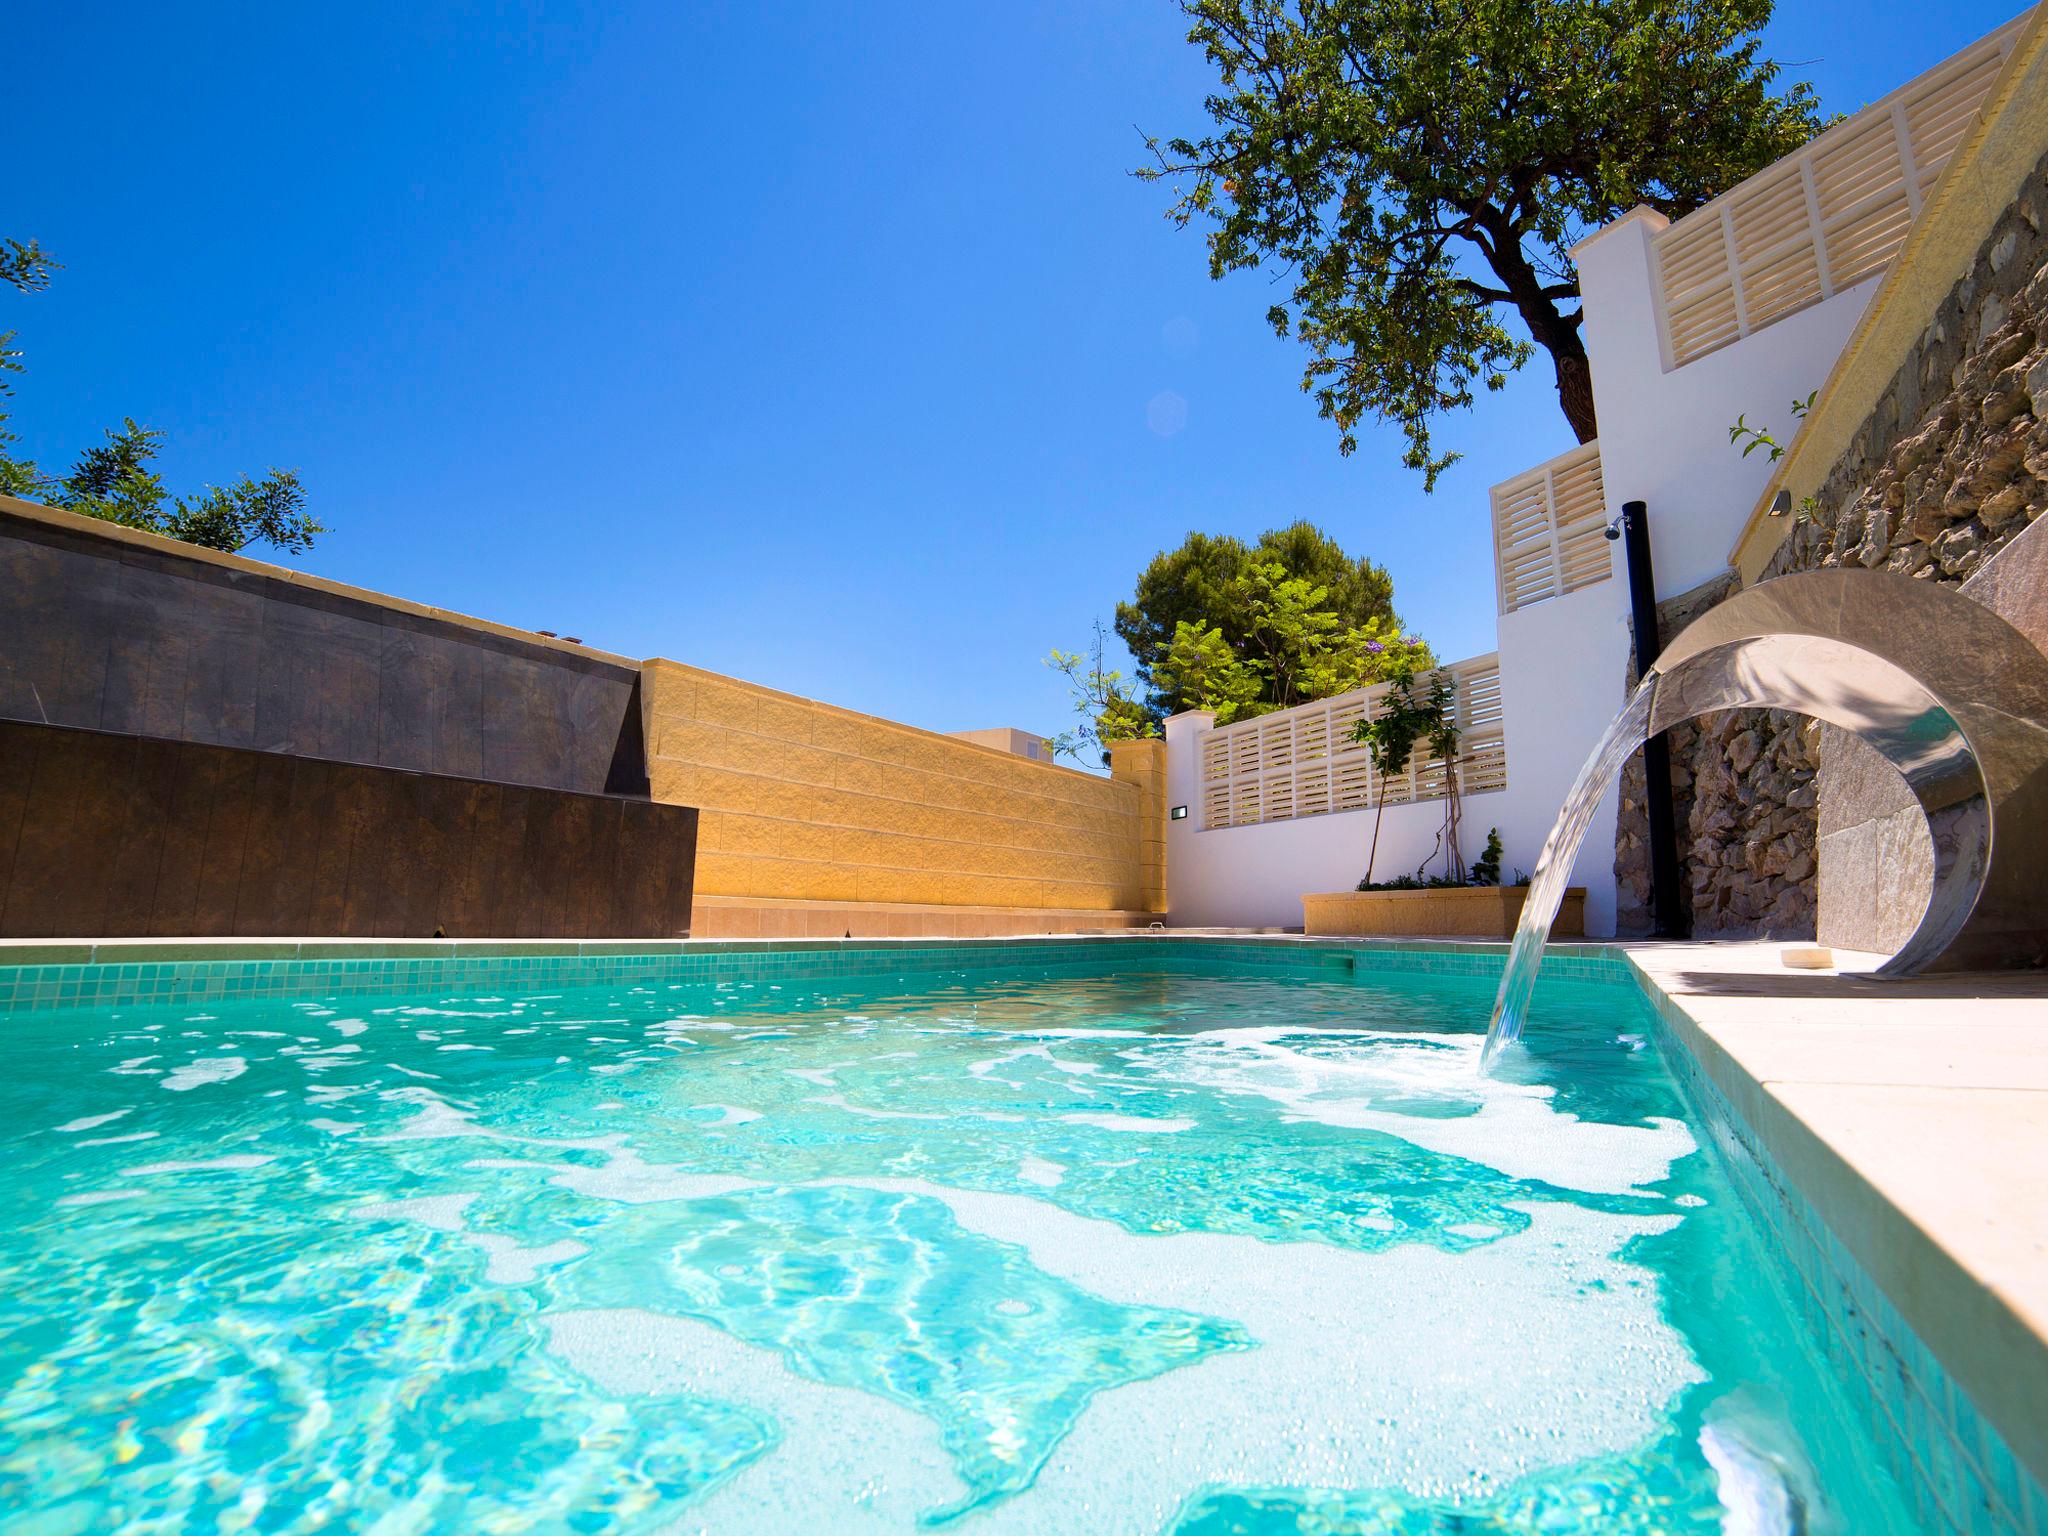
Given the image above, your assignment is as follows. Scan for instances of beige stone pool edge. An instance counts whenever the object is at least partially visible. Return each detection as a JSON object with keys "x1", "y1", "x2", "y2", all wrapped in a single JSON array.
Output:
[
  {"x1": 2, "y1": 931, "x2": 2042, "y2": 1501},
  {"x1": 1622, "y1": 942, "x2": 2048, "y2": 1504}
]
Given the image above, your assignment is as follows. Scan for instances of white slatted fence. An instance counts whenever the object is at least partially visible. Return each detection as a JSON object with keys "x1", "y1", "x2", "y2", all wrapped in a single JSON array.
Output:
[
  {"x1": 1196, "y1": 654, "x2": 1506, "y2": 831},
  {"x1": 1653, "y1": 14, "x2": 2026, "y2": 369},
  {"x1": 1490, "y1": 440, "x2": 1611, "y2": 615}
]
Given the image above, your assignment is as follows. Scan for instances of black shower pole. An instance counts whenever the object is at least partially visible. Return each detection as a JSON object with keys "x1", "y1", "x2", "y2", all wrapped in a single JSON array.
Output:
[{"x1": 1620, "y1": 499, "x2": 1685, "y2": 939}]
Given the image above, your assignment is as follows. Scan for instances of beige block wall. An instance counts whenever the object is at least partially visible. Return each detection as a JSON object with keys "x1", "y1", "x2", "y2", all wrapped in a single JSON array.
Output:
[{"x1": 642, "y1": 660, "x2": 1164, "y2": 912}]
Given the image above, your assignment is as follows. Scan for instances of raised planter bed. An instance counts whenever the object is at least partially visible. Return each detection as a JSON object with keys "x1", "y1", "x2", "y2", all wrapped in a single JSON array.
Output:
[{"x1": 1302, "y1": 885, "x2": 1586, "y2": 940}]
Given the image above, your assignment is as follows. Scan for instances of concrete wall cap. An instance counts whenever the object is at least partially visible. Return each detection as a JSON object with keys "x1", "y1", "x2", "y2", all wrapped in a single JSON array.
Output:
[{"x1": 1569, "y1": 203, "x2": 1669, "y2": 259}]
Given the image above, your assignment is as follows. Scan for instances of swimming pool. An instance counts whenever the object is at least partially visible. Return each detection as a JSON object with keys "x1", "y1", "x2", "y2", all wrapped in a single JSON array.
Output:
[{"x1": 2, "y1": 943, "x2": 1922, "y2": 1532}]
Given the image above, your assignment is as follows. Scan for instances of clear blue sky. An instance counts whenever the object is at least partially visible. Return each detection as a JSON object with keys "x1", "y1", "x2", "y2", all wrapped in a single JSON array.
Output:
[{"x1": 8, "y1": 1, "x2": 2024, "y2": 746}]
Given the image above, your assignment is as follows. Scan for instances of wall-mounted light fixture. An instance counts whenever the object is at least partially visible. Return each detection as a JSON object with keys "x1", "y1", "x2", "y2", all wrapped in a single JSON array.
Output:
[
  {"x1": 1768, "y1": 488, "x2": 1793, "y2": 517},
  {"x1": 1169, "y1": 805, "x2": 1189, "y2": 820}
]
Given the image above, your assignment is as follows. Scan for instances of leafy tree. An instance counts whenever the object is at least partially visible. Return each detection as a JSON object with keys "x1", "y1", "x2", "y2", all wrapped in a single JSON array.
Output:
[
  {"x1": 1, "y1": 239, "x2": 57, "y2": 295},
  {"x1": 1076, "y1": 550, "x2": 1429, "y2": 737},
  {"x1": 1045, "y1": 620, "x2": 1159, "y2": 766},
  {"x1": 1141, "y1": 0, "x2": 1823, "y2": 484},
  {"x1": 1, "y1": 233, "x2": 323, "y2": 555},
  {"x1": 1350, "y1": 663, "x2": 1453, "y2": 885},
  {"x1": 30, "y1": 419, "x2": 322, "y2": 555},
  {"x1": 1116, "y1": 521, "x2": 1406, "y2": 717},
  {"x1": 1153, "y1": 619, "x2": 1265, "y2": 725},
  {"x1": 0, "y1": 241, "x2": 56, "y2": 496}
]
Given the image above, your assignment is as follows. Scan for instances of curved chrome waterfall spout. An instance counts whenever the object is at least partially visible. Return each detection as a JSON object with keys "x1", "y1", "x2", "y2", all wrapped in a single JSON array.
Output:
[
  {"x1": 1483, "y1": 568, "x2": 2048, "y2": 1065},
  {"x1": 1642, "y1": 568, "x2": 2048, "y2": 975}
]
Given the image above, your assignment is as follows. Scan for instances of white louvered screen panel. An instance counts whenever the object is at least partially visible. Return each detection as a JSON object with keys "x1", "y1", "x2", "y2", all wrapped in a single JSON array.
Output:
[
  {"x1": 1651, "y1": 14, "x2": 2024, "y2": 369},
  {"x1": 1458, "y1": 661, "x2": 1509, "y2": 796},
  {"x1": 1295, "y1": 761, "x2": 1330, "y2": 818},
  {"x1": 1201, "y1": 779, "x2": 1230, "y2": 829},
  {"x1": 1230, "y1": 777, "x2": 1261, "y2": 829},
  {"x1": 1194, "y1": 655, "x2": 1507, "y2": 831},
  {"x1": 1490, "y1": 440, "x2": 1610, "y2": 615}
]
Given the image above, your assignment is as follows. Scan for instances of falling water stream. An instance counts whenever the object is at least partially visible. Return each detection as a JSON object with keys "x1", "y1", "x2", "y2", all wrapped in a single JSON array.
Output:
[{"x1": 1481, "y1": 680, "x2": 1661, "y2": 1068}]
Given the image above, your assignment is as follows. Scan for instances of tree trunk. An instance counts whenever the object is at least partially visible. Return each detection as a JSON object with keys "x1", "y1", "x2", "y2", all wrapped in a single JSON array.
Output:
[
  {"x1": 1554, "y1": 344, "x2": 1598, "y2": 443},
  {"x1": 1473, "y1": 206, "x2": 1599, "y2": 444}
]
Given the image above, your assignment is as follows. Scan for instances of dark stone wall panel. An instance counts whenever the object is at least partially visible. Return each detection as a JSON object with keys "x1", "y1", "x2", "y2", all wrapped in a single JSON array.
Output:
[
  {"x1": 0, "y1": 506, "x2": 648, "y2": 796},
  {"x1": 0, "y1": 721, "x2": 697, "y2": 940}
]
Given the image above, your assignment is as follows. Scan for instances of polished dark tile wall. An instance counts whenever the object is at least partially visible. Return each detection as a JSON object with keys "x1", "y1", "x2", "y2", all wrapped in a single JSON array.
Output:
[
  {"x1": 0, "y1": 505, "x2": 647, "y2": 796},
  {"x1": 0, "y1": 721, "x2": 697, "y2": 939}
]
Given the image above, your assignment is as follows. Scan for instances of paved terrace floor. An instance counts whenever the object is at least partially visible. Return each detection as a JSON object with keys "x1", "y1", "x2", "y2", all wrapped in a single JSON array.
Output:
[{"x1": 1623, "y1": 941, "x2": 2048, "y2": 1498}]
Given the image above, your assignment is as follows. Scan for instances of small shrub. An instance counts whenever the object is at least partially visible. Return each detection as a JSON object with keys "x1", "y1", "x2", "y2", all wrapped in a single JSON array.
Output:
[{"x1": 1471, "y1": 828, "x2": 1503, "y2": 886}]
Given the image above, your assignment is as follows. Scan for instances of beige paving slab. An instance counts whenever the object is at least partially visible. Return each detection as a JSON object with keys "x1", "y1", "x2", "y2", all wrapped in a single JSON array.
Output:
[
  {"x1": 1628, "y1": 942, "x2": 2048, "y2": 1494},
  {"x1": 1678, "y1": 1017, "x2": 2048, "y2": 1090},
  {"x1": 1770, "y1": 1081, "x2": 2048, "y2": 1332}
]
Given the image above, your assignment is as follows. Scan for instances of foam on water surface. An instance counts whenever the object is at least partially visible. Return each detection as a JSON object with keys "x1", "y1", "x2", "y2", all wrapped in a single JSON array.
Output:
[{"x1": 1162, "y1": 1025, "x2": 1693, "y2": 1195}]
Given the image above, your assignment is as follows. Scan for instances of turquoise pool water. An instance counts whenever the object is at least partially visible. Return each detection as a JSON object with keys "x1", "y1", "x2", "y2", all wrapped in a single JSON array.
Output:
[{"x1": 2, "y1": 951, "x2": 1918, "y2": 1532}]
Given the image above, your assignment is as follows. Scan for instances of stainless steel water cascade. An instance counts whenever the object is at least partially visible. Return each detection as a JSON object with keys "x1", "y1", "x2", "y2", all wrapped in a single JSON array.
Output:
[{"x1": 1483, "y1": 567, "x2": 2048, "y2": 1066}]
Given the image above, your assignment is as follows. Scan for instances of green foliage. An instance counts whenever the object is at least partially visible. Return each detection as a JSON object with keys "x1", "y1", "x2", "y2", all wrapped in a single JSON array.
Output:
[
  {"x1": 0, "y1": 336, "x2": 27, "y2": 498},
  {"x1": 1355, "y1": 872, "x2": 1472, "y2": 892},
  {"x1": 1728, "y1": 389, "x2": 1816, "y2": 461},
  {"x1": 1730, "y1": 390, "x2": 1821, "y2": 523},
  {"x1": 1141, "y1": 0, "x2": 1824, "y2": 484},
  {"x1": 1115, "y1": 521, "x2": 1425, "y2": 720},
  {"x1": 1152, "y1": 564, "x2": 1430, "y2": 726},
  {"x1": 1348, "y1": 662, "x2": 1456, "y2": 885},
  {"x1": 0, "y1": 239, "x2": 58, "y2": 295},
  {"x1": 1349, "y1": 665, "x2": 1453, "y2": 790},
  {"x1": 29, "y1": 419, "x2": 323, "y2": 555},
  {"x1": 1471, "y1": 827, "x2": 1504, "y2": 887},
  {"x1": 0, "y1": 241, "x2": 44, "y2": 480},
  {"x1": 1, "y1": 233, "x2": 323, "y2": 556},
  {"x1": 1154, "y1": 619, "x2": 1265, "y2": 725},
  {"x1": 1045, "y1": 619, "x2": 1159, "y2": 767}
]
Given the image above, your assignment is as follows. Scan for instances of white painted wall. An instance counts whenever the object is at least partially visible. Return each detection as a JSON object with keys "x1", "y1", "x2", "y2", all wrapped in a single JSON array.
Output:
[
  {"x1": 1163, "y1": 710, "x2": 1508, "y2": 929},
  {"x1": 1163, "y1": 592, "x2": 1631, "y2": 934},
  {"x1": 1493, "y1": 584, "x2": 1636, "y2": 937},
  {"x1": 1162, "y1": 208, "x2": 1885, "y2": 937},
  {"x1": 1572, "y1": 207, "x2": 1881, "y2": 599}
]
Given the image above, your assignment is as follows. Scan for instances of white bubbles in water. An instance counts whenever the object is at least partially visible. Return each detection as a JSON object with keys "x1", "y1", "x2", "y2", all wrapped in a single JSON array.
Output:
[
  {"x1": 1163, "y1": 1026, "x2": 1693, "y2": 1195},
  {"x1": 160, "y1": 1056, "x2": 247, "y2": 1092}
]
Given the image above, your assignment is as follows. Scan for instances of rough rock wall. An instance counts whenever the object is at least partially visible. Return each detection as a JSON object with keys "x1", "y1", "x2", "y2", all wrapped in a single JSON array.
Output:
[
  {"x1": 1614, "y1": 148, "x2": 2048, "y2": 940},
  {"x1": 1614, "y1": 575, "x2": 1820, "y2": 939},
  {"x1": 1765, "y1": 157, "x2": 2048, "y2": 585}
]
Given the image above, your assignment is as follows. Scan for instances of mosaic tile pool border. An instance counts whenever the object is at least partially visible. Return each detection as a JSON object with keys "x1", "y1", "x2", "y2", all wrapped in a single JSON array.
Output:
[
  {"x1": 0, "y1": 935, "x2": 1634, "y2": 1014},
  {"x1": 1651, "y1": 1003, "x2": 2045, "y2": 1536}
]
